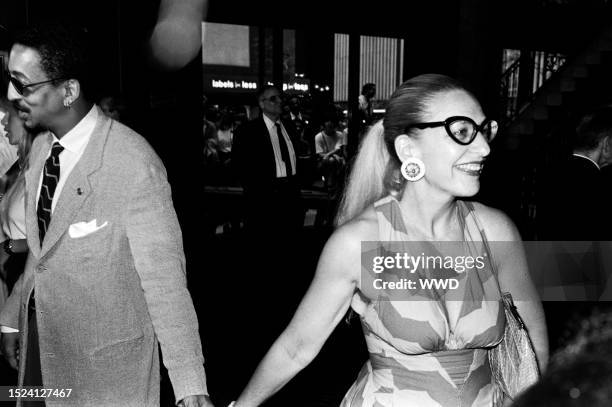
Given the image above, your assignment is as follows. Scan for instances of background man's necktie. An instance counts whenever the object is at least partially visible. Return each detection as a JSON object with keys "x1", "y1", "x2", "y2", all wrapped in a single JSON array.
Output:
[
  {"x1": 37, "y1": 142, "x2": 64, "y2": 245},
  {"x1": 275, "y1": 122, "x2": 293, "y2": 176}
]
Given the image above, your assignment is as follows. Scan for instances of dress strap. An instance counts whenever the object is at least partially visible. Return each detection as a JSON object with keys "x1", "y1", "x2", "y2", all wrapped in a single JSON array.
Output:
[
  {"x1": 373, "y1": 195, "x2": 408, "y2": 242},
  {"x1": 460, "y1": 200, "x2": 503, "y2": 295}
]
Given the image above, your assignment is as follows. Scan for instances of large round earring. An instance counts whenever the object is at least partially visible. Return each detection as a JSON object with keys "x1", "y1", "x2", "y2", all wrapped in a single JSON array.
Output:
[{"x1": 400, "y1": 157, "x2": 425, "y2": 182}]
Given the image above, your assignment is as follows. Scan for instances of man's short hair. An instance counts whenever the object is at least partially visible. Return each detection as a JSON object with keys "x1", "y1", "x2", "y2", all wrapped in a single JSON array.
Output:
[
  {"x1": 13, "y1": 23, "x2": 90, "y2": 91},
  {"x1": 573, "y1": 105, "x2": 612, "y2": 150},
  {"x1": 0, "y1": 25, "x2": 10, "y2": 92},
  {"x1": 361, "y1": 83, "x2": 376, "y2": 95}
]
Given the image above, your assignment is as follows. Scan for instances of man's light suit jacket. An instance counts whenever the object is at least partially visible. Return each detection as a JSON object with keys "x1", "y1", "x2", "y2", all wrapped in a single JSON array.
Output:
[{"x1": 0, "y1": 107, "x2": 207, "y2": 406}]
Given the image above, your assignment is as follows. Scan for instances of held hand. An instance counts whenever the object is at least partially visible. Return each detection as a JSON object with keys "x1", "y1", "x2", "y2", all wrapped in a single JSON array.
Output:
[
  {"x1": 178, "y1": 395, "x2": 214, "y2": 407},
  {"x1": 1, "y1": 332, "x2": 19, "y2": 370}
]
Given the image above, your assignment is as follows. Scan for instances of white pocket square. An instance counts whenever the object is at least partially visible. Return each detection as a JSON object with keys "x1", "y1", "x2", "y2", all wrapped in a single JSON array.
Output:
[{"x1": 68, "y1": 219, "x2": 109, "y2": 238}]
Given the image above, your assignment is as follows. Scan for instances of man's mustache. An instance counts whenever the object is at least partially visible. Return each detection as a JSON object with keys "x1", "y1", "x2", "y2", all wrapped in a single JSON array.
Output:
[{"x1": 12, "y1": 102, "x2": 29, "y2": 113}]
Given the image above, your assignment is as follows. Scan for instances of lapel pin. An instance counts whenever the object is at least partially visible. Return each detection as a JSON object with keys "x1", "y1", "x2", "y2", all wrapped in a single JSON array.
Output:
[{"x1": 77, "y1": 188, "x2": 83, "y2": 195}]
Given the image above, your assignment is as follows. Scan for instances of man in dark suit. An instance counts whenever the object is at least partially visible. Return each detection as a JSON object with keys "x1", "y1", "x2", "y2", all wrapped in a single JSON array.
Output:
[
  {"x1": 538, "y1": 105, "x2": 612, "y2": 353},
  {"x1": 229, "y1": 86, "x2": 307, "y2": 407},
  {"x1": 539, "y1": 106, "x2": 612, "y2": 241},
  {"x1": 232, "y1": 85, "x2": 303, "y2": 234}
]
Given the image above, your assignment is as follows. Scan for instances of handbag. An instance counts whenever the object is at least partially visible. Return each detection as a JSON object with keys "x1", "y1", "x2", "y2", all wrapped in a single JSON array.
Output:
[
  {"x1": 489, "y1": 291, "x2": 540, "y2": 399},
  {"x1": 462, "y1": 201, "x2": 540, "y2": 399}
]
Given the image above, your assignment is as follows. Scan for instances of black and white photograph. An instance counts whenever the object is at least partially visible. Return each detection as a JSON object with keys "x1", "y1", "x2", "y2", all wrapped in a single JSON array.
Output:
[{"x1": 1, "y1": 0, "x2": 612, "y2": 406}]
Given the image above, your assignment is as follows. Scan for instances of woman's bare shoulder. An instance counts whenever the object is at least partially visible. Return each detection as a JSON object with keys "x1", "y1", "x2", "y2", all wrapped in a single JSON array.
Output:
[
  {"x1": 334, "y1": 206, "x2": 378, "y2": 241},
  {"x1": 320, "y1": 206, "x2": 379, "y2": 268},
  {"x1": 470, "y1": 201, "x2": 521, "y2": 241}
]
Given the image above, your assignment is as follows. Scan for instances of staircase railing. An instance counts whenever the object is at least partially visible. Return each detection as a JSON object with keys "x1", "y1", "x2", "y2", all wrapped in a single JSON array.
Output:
[
  {"x1": 499, "y1": 50, "x2": 567, "y2": 124},
  {"x1": 532, "y1": 51, "x2": 567, "y2": 93},
  {"x1": 497, "y1": 50, "x2": 567, "y2": 239},
  {"x1": 499, "y1": 58, "x2": 521, "y2": 122}
]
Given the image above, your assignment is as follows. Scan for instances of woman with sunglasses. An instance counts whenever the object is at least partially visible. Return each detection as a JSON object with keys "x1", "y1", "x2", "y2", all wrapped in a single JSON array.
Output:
[{"x1": 230, "y1": 74, "x2": 548, "y2": 407}]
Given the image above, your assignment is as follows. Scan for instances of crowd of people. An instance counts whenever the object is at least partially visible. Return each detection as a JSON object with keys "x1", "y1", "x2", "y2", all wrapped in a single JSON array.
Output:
[
  {"x1": 0, "y1": 21, "x2": 611, "y2": 407},
  {"x1": 201, "y1": 93, "x2": 350, "y2": 195}
]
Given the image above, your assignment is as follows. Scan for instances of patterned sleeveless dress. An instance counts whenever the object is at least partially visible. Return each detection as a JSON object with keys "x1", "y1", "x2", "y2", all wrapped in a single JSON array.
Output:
[{"x1": 341, "y1": 196, "x2": 506, "y2": 407}]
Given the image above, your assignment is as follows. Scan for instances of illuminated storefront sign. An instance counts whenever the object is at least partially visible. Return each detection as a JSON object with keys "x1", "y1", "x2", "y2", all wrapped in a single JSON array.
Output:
[
  {"x1": 211, "y1": 80, "x2": 257, "y2": 89},
  {"x1": 209, "y1": 78, "x2": 310, "y2": 92},
  {"x1": 283, "y1": 82, "x2": 309, "y2": 92}
]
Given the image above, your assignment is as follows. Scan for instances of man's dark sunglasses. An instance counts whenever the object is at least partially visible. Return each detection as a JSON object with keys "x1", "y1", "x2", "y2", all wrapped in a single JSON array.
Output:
[
  {"x1": 10, "y1": 76, "x2": 65, "y2": 96},
  {"x1": 405, "y1": 116, "x2": 498, "y2": 145},
  {"x1": 263, "y1": 95, "x2": 282, "y2": 102}
]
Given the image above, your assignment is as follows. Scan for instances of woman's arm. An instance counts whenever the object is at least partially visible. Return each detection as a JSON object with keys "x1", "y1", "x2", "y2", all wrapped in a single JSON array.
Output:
[
  {"x1": 233, "y1": 223, "x2": 364, "y2": 407},
  {"x1": 322, "y1": 149, "x2": 341, "y2": 160},
  {"x1": 314, "y1": 133, "x2": 328, "y2": 158},
  {"x1": 477, "y1": 205, "x2": 549, "y2": 372}
]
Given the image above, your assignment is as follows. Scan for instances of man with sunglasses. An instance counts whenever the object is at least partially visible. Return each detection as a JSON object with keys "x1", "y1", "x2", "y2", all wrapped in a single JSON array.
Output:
[
  {"x1": 231, "y1": 85, "x2": 305, "y2": 405},
  {"x1": 0, "y1": 24, "x2": 213, "y2": 407},
  {"x1": 232, "y1": 85, "x2": 302, "y2": 234}
]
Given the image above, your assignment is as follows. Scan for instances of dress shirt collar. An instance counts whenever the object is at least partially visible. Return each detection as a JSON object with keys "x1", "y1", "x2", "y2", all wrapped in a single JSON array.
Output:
[
  {"x1": 263, "y1": 113, "x2": 281, "y2": 131},
  {"x1": 52, "y1": 105, "x2": 98, "y2": 154},
  {"x1": 572, "y1": 153, "x2": 600, "y2": 170}
]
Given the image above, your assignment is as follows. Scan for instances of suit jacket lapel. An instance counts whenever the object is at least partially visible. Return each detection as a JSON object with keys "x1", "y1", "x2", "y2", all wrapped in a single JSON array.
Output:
[
  {"x1": 40, "y1": 107, "x2": 111, "y2": 257},
  {"x1": 259, "y1": 118, "x2": 277, "y2": 178},
  {"x1": 25, "y1": 133, "x2": 53, "y2": 259},
  {"x1": 280, "y1": 118, "x2": 297, "y2": 143}
]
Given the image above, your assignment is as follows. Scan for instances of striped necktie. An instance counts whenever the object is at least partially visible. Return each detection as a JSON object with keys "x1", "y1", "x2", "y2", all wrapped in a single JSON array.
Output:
[{"x1": 37, "y1": 142, "x2": 64, "y2": 245}]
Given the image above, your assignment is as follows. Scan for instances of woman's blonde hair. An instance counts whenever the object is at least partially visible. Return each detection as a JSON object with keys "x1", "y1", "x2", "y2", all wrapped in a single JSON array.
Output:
[
  {"x1": 0, "y1": 108, "x2": 35, "y2": 226},
  {"x1": 335, "y1": 74, "x2": 472, "y2": 226}
]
